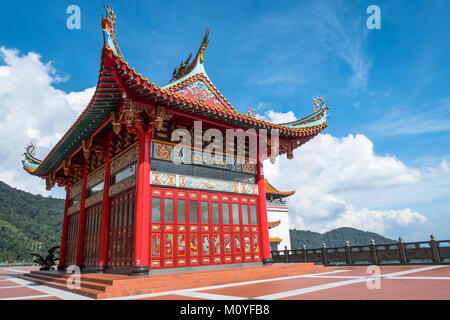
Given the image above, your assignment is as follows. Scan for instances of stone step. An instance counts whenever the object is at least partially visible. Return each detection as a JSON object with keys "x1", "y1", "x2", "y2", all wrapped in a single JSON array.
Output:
[
  {"x1": 17, "y1": 274, "x2": 103, "y2": 299},
  {"x1": 25, "y1": 272, "x2": 112, "y2": 292}
]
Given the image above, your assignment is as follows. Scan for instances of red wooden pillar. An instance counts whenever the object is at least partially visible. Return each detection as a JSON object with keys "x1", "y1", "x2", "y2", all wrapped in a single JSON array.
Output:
[
  {"x1": 57, "y1": 183, "x2": 71, "y2": 270},
  {"x1": 75, "y1": 162, "x2": 88, "y2": 267},
  {"x1": 96, "y1": 133, "x2": 113, "y2": 273},
  {"x1": 132, "y1": 123, "x2": 153, "y2": 275},
  {"x1": 256, "y1": 141, "x2": 272, "y2": 264}
]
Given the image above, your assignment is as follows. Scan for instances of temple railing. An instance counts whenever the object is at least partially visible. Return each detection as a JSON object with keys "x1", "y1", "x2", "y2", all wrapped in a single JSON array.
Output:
[
  {"x1": 270, "y1": 235, "x2": 450, "y2": 266},
  {"x1": 266, "y1": 199, "x2": 287, "y2": 206}
]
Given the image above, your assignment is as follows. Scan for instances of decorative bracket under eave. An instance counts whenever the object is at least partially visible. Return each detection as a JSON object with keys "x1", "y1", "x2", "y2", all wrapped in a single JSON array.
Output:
[
  {"x1": 82, "y1": 139, "x2": 93, "y2": 160},
  {"x1": 45, "y1": 173, "x2": 56, "y2": 191},
  {"x1": 112, "y1": 99, "x2": 174, "y2": 134}
]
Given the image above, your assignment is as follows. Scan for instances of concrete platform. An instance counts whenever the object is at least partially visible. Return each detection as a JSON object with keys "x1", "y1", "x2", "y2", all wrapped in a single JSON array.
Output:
[
  {"x1": 2, "y1": 265, "x2": 450, "y2": 300},
  {"x1": 15, "y1": 263, "x2": 330, "y2": 299}
]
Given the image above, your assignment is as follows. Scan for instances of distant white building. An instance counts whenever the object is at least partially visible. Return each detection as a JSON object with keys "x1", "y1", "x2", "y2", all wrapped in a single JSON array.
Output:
[{"x1": 265, "y1": 180, "x2": 294, "y2": 251}]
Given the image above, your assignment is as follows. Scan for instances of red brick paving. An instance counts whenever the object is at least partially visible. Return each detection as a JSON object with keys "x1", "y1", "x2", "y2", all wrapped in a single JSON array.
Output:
[
  {"x1": 392, "y1": 266, "x2": 450, "y2": 277},
  {"x1": 324, "y1": 265, "x2": 425, "y2": 277},
  {"x1": 2, "y1": 265, "x2": 450, "y2": 300},
  {"x1": 283, "y1": 278, "x2": 450, "y2": 300},
  {"x1": 0, "y1": 286, "x2": 47, "y2": 299},
  {"x1": 138, "y1": 294, "x2": 205, "y2": 300},
  {"x1": 19, "y1": 263, "x2": 330, "y2": 299},
  {"x1": 22, "y1": 296, "x2": 61, "y2": 300},
  {"x1": 0, "y1": 280, "x2": 20, "y2": 288},
  {"x1": 199, "y1": 277, "x2": 345, "y2": 298}
]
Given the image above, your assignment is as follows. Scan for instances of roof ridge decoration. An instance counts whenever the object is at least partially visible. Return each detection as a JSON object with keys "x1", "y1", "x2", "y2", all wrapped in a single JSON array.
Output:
[
  {"x1": 246, "y1": 108, "x2": 256, "y2": 117},
  {"x1": 280, "y1": 96, "x2": 329, "y2": 129},
  {"x1": 22, "y1": 144, "x2": 42, "y2": 173},
  {"x1": 101, "y1": 3, "x2": 122, "y2": 58},
  {"x1": 166, "y1": 27, "x2": 211, "y2": 85}
]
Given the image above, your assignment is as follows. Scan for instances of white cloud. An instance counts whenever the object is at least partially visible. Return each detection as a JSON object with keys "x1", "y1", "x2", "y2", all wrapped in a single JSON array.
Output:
[
  {"x1": 256, "y1": 110, "x2": 297, "y2": 124},
  {"x1": 367, "y1": 97, "x2": 450, "y2": 136},
  {"x1": 310, "y1": 3, "x2": 371, "y2": 93},
  {"x1": 0, "y1": 47, "x2": 95, "y2": 196},
  {"x1": 260, "y1": 110, "x2": 450, "y2": 238}
]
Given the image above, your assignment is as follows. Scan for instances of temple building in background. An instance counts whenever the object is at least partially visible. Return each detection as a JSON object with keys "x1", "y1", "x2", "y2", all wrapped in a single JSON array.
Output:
[
  {"x1": 266, "y1": 180, "x2": 294, "y2": 251},
  {"x1": 22, "y1": 5, "x2": 328, "y2": 275}
]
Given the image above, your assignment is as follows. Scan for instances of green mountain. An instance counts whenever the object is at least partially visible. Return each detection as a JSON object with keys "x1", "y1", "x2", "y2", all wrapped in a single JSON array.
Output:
[
  {"x1": 0, "y1": 180, "x2": 64, "y2": 262},
  {"x1": 290, "y1": 227, "x2": 396, "y2": 249}
]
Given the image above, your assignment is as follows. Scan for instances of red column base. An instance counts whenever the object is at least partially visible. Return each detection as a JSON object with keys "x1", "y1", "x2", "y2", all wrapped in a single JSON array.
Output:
[
  {"x1": 96, "y1": 266, "x2": 107, "y2": 274},
  {"x1": 131, "y1": 266, "x2": 150, "y2": 276}
]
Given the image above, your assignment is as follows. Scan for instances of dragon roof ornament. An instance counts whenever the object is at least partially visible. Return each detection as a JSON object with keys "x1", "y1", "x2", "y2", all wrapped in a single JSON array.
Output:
[
  {"x1": 279, "y1": 96, "x2": 329, "y2": 129},
  {"x1": 245, "y1": 107, "x2": 256, "y2": 117},
  {"x1": 170, "y1": 27, "x2": 210, "y2": 83},
  {"x1": 22, "y1": 144, "x2": 42, "y2": 173},
  {"x1": 101, "y1": 3, "x2": 122, "y2": 58}
]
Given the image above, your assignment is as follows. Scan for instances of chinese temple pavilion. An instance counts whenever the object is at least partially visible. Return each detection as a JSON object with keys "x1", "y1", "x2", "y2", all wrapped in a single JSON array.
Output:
[
  {"x1": 265, "y1": 180, "x2": 295, "y2": 251},
  {"x1": 23, "y1": 5, "x2": 328, "y2": 275}
]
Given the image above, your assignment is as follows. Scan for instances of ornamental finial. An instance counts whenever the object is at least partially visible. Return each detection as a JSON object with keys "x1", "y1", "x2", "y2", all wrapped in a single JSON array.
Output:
[
  {"x1": 101, "y1": 3, "x2": 122, "y2": 58},
  {"x1": 312, "y1": 96, "x2": 327, "y2": 112},
  {"x1": 245, "y1": 107, "x2": 256, "y2": 117},
  {"x1": 198, "y1": 27, "x2": 210, "y2": 64},
  {"x1": 22, "y1": 143, "x2": 42, "y2": 173},
  {"x1": 169, "y1": 27, "x2": 210, "y2": 82}
]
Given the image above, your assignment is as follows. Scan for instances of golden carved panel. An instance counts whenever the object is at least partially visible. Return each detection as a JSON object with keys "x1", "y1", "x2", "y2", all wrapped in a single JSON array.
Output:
[{"x1": 110, "y1": 145, "x2": 137, "y2": 175}]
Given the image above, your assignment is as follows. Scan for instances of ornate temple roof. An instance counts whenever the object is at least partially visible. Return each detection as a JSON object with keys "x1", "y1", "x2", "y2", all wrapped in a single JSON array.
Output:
[
  {"x1": 269, "y1": 237, "x2": 283, "y2": 243},
  {"x1": 265, "y1": 179, "x2": 295, "y2": 198},
  {"x1": 268, "y1": 220, "x2": 281, "y2": 229},
  {"x1": 23, "y1": 5, "x2": 329, "y2": 181}
]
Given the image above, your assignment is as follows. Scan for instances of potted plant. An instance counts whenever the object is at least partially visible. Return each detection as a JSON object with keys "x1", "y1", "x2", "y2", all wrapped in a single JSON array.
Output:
[
  {"x1": 8, "y1": 254, "x2": 15, "y2": 267},
  {"x1": 30, "y1": 246, "x2": 60, "y2": 271}
]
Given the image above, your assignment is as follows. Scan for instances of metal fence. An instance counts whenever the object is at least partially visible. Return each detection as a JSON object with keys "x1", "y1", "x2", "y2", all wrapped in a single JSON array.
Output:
[
  {"x1": 0, "y1": 261, "x2": 34, "y2": 267},
  {"x1": 271, "y1": 235, "x2": 450, "y2": 266}
]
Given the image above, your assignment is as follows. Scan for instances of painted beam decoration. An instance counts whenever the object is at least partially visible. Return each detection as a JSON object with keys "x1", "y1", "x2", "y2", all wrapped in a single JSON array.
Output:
[
  {"x1": 152, "y1": 141, "x2": 256, "y2": 174},
  {"x1": 109, "y1": 175, "x2": 136, "y2": 197},
  {"x1": 69, "y1": 181, "x2": 83, "y2": 199},
  {"x1": 110, "y1": 145, "x2": 138, "y2": 175},
  {"x1": 151, "y1": 171, "x2": 258, "y2": 195}
]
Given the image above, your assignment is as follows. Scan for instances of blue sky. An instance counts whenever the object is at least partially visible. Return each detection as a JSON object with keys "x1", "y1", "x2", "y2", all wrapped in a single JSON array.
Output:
[{"x1": 0, "y1": 0, "x2": 449, "y2": 241}]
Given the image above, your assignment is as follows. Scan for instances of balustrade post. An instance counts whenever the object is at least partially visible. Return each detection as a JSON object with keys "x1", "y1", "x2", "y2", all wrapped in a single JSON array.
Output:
[
  {"x1": 429, "y1": 234, "x2": 441, "y2": 264},
  {"x1": 370, "y1": 239, "x2": 378, "y2": 265},
  {"x1": 398, "y1": 237, "x2": 407, "y2": 264},
  {"x1": 303, "y1": 244, "x2": 307, "y2": 263},
  {"x1": 322, "y1": 243, "x2": 328, "y2": 266},
  {"x1": 345, "y1": 241, "x2": 352, "y2": 265}
]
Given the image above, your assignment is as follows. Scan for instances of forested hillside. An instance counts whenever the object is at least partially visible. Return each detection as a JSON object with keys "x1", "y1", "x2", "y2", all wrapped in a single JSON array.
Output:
[
  {"x1": 0, "y1": 180, "x2": 64, "y2": 261},
  {"x1": 290, "y1": 227, "x2": 396, "y2": 249}
]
